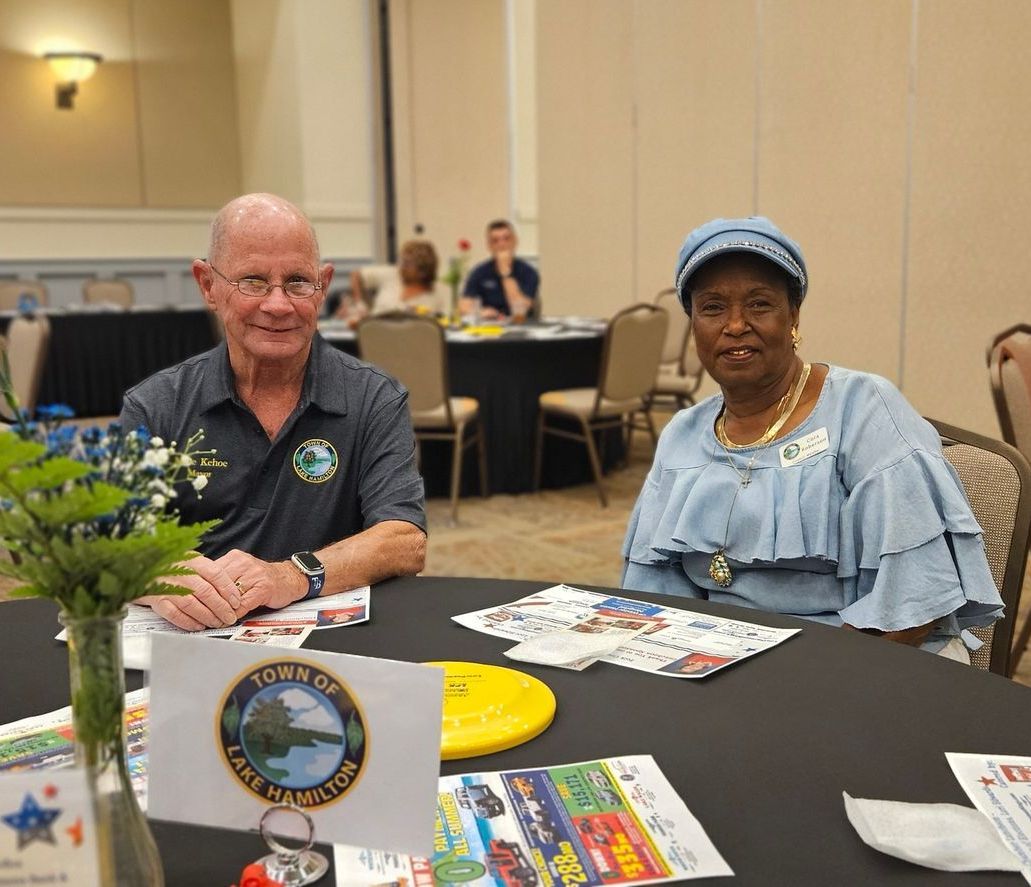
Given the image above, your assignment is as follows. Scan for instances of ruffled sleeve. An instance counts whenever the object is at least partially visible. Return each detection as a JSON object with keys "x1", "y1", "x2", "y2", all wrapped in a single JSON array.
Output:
[{"x1": 836, "y1": 448, "x2": 1003, "y2": 631}]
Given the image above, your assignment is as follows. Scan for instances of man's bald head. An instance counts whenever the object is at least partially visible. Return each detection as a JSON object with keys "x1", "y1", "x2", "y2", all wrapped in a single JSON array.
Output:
[{"x1": 208, "y1": 193, "x2": 320, "y2": 267}]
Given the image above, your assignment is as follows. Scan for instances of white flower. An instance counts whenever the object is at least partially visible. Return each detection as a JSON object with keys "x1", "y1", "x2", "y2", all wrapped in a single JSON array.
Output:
[
  {"x1": 191, "y1": 475, "x2": 208, "y2": 492},
  {"x1": 150, "y1": 494, "x2": 167, "y2": 508},
  {"x1": 143, "y1": 448, "x2": 169, "y2": 468},
  {"x1": 150, "y1": 436, "x2": 164, "y2": 448}
]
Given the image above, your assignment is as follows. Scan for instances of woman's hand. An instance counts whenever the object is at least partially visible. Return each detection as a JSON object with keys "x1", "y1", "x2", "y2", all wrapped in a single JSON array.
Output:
[{"x1": 843, "y1": 620, "x2": 936, "y2": 647}]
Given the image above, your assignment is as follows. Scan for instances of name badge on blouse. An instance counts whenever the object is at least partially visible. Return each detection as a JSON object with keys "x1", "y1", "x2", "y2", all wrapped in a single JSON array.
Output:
[{"x1": 779, "y1": 427, "x2": 829, "y2": 467}]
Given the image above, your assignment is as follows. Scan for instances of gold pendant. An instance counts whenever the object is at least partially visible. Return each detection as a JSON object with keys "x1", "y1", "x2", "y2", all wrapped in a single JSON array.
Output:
[{"x1": 709, "y1": 549, "x2": 733, "y2": 587}]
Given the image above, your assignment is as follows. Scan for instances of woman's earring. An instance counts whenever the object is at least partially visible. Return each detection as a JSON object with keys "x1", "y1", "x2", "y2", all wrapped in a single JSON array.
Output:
[{"x1": 791, "y1": 326, "x2": 802, "y2": 351}]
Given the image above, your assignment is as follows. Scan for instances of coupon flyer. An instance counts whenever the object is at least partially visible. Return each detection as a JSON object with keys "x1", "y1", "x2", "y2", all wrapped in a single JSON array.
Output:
[
  {"x1": 0, "y1": 689, "x2": 150, "y2": 809},
  {"x1": 333, "y1": 754, "x2": 732, "y2": 885},
  {"x1": 454, "y1": 585, "x2": 799, "y2": 678}
]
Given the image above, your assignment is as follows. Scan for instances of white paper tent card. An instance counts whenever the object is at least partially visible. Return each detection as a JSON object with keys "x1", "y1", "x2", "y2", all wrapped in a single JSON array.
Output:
[
  {"x1": 0, "y1": 769, "x2": 101, "y2": 886},
  {"x1": 146, "y1": 633, "x2": 444, "y2": 856}
]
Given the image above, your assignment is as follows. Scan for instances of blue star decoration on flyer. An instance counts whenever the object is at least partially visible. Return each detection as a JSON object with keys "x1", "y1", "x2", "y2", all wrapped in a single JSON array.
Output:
[{"x1": 2, "y1": 792, "x2": 61, "y2": 850}]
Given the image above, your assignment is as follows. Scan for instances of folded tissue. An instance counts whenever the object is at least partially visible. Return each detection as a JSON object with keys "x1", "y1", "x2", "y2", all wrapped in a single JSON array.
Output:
[{"x1": 843, "y1": 791, "x2": 1022, "y2": 873}]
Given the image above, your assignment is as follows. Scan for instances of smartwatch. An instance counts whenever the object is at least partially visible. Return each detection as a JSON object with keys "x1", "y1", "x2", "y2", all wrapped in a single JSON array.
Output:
[{"x1": 290, "y1": 551, "x2": 325, "y2": 600}]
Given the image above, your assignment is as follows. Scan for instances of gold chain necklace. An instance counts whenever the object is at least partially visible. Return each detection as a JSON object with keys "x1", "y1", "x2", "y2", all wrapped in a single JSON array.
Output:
[
  {"x1": 716, "y1": 362, "x2": 811, "y2": 448},
  {"x1": 709, "y1": 362, "x2": 812, "y2": 588}
]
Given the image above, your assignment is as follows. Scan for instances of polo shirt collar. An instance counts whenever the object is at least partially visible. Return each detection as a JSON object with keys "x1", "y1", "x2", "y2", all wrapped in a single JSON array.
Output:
[{"x1": 194, "y1": 334, "x2": 348, "y2": 417}]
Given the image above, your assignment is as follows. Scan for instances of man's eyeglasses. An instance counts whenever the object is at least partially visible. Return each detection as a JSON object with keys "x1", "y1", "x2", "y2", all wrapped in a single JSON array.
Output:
[{"x1": 207, "y1": 262, "x2": 322, "y2": 300}]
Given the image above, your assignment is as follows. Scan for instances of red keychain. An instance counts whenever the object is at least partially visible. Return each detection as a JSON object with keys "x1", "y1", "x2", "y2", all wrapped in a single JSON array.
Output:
[{"x1": 231, "y1": 862, "x2": 284, "y2": 887}]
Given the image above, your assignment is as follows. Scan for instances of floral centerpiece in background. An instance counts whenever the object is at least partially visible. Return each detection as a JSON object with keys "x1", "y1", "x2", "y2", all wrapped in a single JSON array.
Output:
[
  {"x1": 0, "y1": 358, "x2": 216, "y2": 885},
  {"x1": 441, "y1": 237, "x2": 472, "y2": 324}
]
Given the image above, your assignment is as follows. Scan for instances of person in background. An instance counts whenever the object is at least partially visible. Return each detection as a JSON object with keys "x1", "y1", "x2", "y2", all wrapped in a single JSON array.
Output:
[
  {"x1": 120, "y1": 193, "x2": 426, "y2": 631},
  {"x1": 622, "y1": 216, "x2": 1002, "y2": 662},
  {"x1": 339, "y1": 239, "x2": 445, "y2": 323},
  {"x1": 461, "y1": 219, "x2": 539, "y2": 320}
]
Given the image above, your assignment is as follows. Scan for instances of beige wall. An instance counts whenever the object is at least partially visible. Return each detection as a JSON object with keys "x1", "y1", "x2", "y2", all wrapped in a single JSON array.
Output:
[
  {"x1": 230, "y1": 0, "x2": 377, "y2": 258},
  {"x1": 0, "y1": 0, "x2": 239, "y2": 210},
  {"x1": 536, "y1": 0, "x2": 1029, "y2": 436},
  {"x1": 0, "y1": 0, "x2": 240, "y2": 259},
  {"x1": 389, "y1": 0, "x2": 511, "y2": 266}
]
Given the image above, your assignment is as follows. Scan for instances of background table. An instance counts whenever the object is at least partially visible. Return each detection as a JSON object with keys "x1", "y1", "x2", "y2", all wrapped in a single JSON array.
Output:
[
  {"x1": 324, "y1": 324, "x2": 624, "y2": 495},
  {"x1": 1, "y1": 308, "x2": 216, "y2": 417},
  {"x1": 3, "y1": 577, "x2": 1029, "y2": 885}
]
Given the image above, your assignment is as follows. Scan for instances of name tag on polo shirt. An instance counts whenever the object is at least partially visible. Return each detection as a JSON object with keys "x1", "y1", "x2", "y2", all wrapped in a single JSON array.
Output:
[{"x1": 779, "y1": 427, "x2": 829, "y2": 467}]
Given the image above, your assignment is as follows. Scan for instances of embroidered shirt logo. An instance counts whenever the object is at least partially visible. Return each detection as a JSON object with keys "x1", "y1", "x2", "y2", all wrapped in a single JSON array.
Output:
[
  {"x1": 217, "y1": 658, "x2": 368, "y2": 808},
  {"x1": 292, "y1": 439, "x2": 338, "y2": 483}
]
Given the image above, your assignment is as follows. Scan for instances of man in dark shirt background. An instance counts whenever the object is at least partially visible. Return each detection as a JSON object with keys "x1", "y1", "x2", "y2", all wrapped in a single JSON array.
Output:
[{"x1": 461, "y1": 219, "x2": 539, "y2": 320}]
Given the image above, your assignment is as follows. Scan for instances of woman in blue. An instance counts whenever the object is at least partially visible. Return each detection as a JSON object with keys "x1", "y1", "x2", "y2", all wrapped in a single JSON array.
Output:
[{"x1": 622, "y1": 216, "x2": 1002, "y2": 660}]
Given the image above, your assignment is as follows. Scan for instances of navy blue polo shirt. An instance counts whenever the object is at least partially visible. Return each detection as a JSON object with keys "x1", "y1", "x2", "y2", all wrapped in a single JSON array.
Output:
[
  {"x1": 119, "y1": 335, "x2": 425, "y2": 561},
  {"x1": 462, "y1": 257, "x2": 539, "y2": 316}
]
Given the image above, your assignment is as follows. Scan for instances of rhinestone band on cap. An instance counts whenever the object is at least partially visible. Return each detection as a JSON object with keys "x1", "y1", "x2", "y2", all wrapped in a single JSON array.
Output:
[{"x1": 675, "y1": 238, "x2": 808, "y2": 296}]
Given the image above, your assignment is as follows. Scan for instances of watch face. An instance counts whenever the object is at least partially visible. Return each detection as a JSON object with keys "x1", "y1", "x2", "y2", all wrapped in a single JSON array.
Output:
[{"x1": 292, "y1": 551, "x2": 323, "y2": 573}]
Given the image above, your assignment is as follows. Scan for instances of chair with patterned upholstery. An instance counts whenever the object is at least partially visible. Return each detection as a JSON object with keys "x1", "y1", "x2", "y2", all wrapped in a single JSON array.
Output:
[
  {"x1": 0, "y1": 315, "x2": 52, "y2": 420},
  {"x1": 987, "y1": 323, "x2": 1031, "y2": 463},
  {"x1": 929, "y1": 418, "x2": 1031, "y2": 676},
  {"x1": 652, "y1": 288, "x2": 703, "y2": 409},
  {"x1": 534, "y1": 303, "x2": 668, "y2": 507},
  {"x1": 0, "y1": 280, "x2": 48, "y2": 312},
  {"x1": 357, "y1": 312, "x2": 487, "y2": 524},
  {"x1": 83, "y1": 278, "x2": 134, "y2": 308}
]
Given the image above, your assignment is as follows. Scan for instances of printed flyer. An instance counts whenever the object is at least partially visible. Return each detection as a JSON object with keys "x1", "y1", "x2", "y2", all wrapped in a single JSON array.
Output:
[
  {"x1": 333, "y1": 754, "x2": 732, "y2": 885},
  {"x1": 0, "y1": 689, "x2": 150, "y2": 809},
  {"x1": 453, "y1": 585, "x2": 799, "y2": 678},
  {"x1": 946, "y1": 752, "x2": 1031, "y2": 882},
  {"x1": 53, "y1": 586, "x2": 371, "y2": 644}
]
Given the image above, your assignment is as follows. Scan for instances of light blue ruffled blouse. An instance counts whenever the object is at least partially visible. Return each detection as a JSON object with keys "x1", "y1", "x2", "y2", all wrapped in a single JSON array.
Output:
[{"x1": 621, "y1": 366, "x2": 1003, "y2": 652}]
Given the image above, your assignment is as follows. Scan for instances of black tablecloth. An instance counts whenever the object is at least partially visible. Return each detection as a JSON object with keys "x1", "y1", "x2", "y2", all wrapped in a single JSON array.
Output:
[
  {"x1": 334, "y1": 331, "x2": 624, "y2": 495},
  {"x1": 1, "y1": 309, "x2": 217, "y2": 418},
  {"x1": 4, "y1": 577, "x2": 1030, "y2": 885}
]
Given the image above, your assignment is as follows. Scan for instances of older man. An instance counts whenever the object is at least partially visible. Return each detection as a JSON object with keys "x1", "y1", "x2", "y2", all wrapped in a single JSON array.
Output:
[
  {"x1": 460, "y1": 219, "x2": 539, "y2": 320},
  {"x1": 120, "y1": 193, "x2": 426, "y2": 631}
]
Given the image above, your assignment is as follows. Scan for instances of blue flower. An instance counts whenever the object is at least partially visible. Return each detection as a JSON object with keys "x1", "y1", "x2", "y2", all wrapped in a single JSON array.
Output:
[{"x1": 36, "y1": 404, "x2": 75, "y2": 420}]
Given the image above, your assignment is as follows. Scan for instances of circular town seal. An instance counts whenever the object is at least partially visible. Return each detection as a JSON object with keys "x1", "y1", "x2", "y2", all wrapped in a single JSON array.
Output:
[
  {"x1": 217, "y1": 658, "x2": 368, "y2": 808},
  {"x1": 782, "y1": 443, "x2": 801, "y2": 462},
  {"x1": 292, "y1": 439, "x2": 338, "y2": 483}
]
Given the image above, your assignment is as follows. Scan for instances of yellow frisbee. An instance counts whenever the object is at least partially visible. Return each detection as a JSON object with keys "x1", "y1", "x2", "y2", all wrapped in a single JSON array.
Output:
[{"x1": 426, "y1": 661, "x2": 556, "y2": 760}]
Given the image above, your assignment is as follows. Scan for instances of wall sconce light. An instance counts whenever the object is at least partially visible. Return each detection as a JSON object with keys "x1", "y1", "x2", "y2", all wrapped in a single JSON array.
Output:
[{"x1": 44, "y1": 51, "x2": 103, "y2": 109}]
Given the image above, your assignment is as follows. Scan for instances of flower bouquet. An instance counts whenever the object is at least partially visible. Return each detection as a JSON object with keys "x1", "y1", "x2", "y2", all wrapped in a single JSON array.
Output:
[
  {"x1": 0, "y1": 361, "x2": 216, "y2": 884},
  {"x1": 440, "y1": 237, "x2": 472, "y2": 325}
]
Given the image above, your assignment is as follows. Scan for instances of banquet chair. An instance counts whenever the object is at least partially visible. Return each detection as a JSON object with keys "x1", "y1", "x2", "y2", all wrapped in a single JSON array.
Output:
[
  {"x1": 534, "y1": 303, "x2": 668, "y2": 507},
  {"x1": 652, "y1": 288, "x2": 704, "y2": 409},
  {"x1": 0, "y1": 315, "x2": 51, "y2": 420},
  {"x1": 987, "y1": 323, "x2": 1031, "y2": 461},
  {"x1": 357, "y1": 312, "x2": 487, "y2": 523},
  {"x1": 929, "y1": 418, "x2": 1031, "y2": 676},
  {"x1": 83, "y1": 278, "x2": 134, "y2": 308},
  {"x1": 0, "y1": 280, "x2": 48, "y2": 312}
]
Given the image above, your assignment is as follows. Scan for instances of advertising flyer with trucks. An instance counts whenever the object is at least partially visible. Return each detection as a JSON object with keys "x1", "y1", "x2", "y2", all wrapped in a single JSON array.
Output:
[{"x1": 334, "y1": 754, "x2": 732, "y2": 885}]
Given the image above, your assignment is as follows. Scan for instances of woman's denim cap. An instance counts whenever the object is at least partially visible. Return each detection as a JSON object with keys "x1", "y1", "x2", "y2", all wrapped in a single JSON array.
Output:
[{"x1": 674, "y1": 216, "x2": 808, "y2": 312}]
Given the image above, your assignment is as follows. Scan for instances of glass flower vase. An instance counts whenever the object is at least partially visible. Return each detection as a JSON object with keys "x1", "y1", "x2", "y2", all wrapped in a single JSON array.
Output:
[{"x1": 61, "y1": 611, "x2": 164, "y2": 886}]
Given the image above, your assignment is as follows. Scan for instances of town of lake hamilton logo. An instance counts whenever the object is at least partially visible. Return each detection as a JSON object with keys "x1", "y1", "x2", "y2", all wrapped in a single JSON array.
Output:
[
  {"x1": 217, "y1": 659, "x2": 367, "y2": 808},
  {"x1": 782, "y1": 443, "x2": 801, "y2": 461},
  {"x1": 293, "y1": 438, "x2": 338, "y2": 483}
]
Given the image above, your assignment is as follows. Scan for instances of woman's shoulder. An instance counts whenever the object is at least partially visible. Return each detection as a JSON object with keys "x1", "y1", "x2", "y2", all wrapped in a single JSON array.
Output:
[{"x1": 653, "y1": 395, "x2": 722, "y2": 466}]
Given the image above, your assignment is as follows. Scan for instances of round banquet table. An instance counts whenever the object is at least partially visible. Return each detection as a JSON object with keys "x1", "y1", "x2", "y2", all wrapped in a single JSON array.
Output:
[
  {"x1": 0, "y1": 308, "x2": 217, "y2": 418},
  {"x1": 323, "y1": 323, "x2": 625, "y2": 496},
  {"x1": 2, "y1": 576, "x2": 1029, "y2": 885}
]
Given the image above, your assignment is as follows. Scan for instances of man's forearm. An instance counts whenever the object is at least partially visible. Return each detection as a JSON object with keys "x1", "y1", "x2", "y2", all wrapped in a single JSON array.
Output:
[{"x1": 317, "y1": 519, "x2": 426, "y2": 596}]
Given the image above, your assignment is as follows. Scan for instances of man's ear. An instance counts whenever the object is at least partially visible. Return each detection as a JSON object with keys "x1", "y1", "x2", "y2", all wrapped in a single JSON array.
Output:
[{"x1": 193, "y1": 260, "x2": 218, "y2": 311}]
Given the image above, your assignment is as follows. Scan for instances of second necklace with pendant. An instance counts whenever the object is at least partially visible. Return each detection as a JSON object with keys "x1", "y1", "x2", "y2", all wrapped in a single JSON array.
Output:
[{"x1": 709, "y1": 363, "x2": 812, "y2": 588}]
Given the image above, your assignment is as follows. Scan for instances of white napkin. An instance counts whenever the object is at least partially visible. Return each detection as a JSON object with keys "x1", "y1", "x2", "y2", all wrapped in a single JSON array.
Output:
[
  {"x1": 503, "y1": 629, "x2": 630, "y2": 670},
  {"x1": 844, "y1": 791, "x2": 1023, "y2": 872}
]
